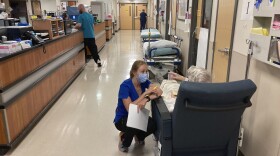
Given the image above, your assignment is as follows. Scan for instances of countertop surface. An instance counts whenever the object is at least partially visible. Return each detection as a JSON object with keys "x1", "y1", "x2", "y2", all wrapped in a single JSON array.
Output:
[{"x1": 0, "y1": 30, "x2": 80, "y2": 62}]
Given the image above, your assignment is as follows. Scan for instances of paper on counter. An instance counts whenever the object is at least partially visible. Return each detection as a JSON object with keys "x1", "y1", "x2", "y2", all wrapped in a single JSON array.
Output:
[{"x1": 127, "y1": 104, "x2": 150, "y2": 132}]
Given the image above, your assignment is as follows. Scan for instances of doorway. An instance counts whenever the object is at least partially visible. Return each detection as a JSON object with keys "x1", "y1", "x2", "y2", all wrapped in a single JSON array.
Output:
[
  {"x1": 188, "y1": 0, "x2": 213, "y2": 68},
  {"x1": 134, "y1": 4, "x2": 148, "y2": 30},
  {"x1": 211, "y1": 0, "x2": 238, "y2": 82},
  {"x1": 10, "y1": 0, "x2": 28, "y2": 22},
  {"x1": 120, "y1": 3, "x2": 147, "y2": 30}
]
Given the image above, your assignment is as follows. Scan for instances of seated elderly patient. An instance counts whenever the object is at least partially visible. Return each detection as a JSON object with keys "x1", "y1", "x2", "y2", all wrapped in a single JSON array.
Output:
[
  {"x1": 169, "y1": 66, "x2": 212, "y2": 82},
  {"x1": 161, "y1": 66, "x2": 211, "y2": 112},
  {"x1": 114, "y1": 60, "x2": 163, "y2": 153}
]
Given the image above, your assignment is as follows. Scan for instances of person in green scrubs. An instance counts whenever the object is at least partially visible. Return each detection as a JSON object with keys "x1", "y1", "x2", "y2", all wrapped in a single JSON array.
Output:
[{"x1": 75, "y1": 4, "x2": 102, "y2": 67}]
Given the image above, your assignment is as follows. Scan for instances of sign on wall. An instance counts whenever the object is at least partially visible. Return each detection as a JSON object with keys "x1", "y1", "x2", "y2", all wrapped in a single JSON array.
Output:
[{"x1": 61, "y1": 2, "x2": 67, "y2": 11}]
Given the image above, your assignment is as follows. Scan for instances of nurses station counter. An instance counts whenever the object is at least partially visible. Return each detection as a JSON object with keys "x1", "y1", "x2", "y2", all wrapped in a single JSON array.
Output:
[{"x1": 0, "y1": 31, "x2": 85, "y2": 154}]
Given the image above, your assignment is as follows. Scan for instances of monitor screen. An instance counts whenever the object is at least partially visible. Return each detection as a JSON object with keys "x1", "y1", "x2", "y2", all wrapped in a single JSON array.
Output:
[
  {"x1": 67, "y1": 6, "x2": 79, "y2": 16},
  {"x1": 69, "y1": 15, "x2": 79, "y2": 21}
]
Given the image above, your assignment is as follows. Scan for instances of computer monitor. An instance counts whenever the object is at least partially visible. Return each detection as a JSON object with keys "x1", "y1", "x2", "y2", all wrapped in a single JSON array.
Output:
[
  {"x1": 67, "y1": 6, "x2": 79, "y2": 16},
  {"x1": 19, "y1": 17, "x2": 27, "y2": 24},
  {"x1": 47, "y1": 13, "x2": 55, "y2": 17}
]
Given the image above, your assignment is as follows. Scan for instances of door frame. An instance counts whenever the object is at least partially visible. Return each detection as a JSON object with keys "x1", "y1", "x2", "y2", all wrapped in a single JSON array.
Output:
[
  {"x1": 188, "y1": 0, "x2": 198, "y2": 68},
  {"x1": 164, "y1": 0, "x2": 170, "y2": 40},
  {"x1": 188, "y1": 0, "x2": 213, "y2": 68},
  {"x1": 210, "y1": 0, "x2": 239, "y2": 82},
  {"x1": 156, "y1": 0, "x2": 160, "y2": 29}
]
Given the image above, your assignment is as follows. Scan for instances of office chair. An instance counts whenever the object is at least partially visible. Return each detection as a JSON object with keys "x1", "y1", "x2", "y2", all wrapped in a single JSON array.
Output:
[{"x1": 152, "y1": 79, "x2": 257, "y2": 156}]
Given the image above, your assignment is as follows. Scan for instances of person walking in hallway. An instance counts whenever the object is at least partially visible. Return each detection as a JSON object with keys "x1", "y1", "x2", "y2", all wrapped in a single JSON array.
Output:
[
  {"x1": 75, "y1": 4, "x2": 102, "y2": 67},
  {"x1": 140, "y1": 9, "x2": 147, "y2": 31}
]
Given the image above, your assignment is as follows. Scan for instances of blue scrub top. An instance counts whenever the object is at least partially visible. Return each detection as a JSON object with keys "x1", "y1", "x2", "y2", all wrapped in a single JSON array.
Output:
[
  {"x1": 78, "y1": 12, "x2": 95, "y2": 38},
  {"x1": 114, "y1": 78, "x2": 151, "y2": 123},
  {"x1": 140, "y1": 12, "x2": 147, "y2": 22}
]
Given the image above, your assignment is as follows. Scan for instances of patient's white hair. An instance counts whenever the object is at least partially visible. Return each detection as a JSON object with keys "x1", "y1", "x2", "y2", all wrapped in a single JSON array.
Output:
[{"x1": 187, "y1": 66, "x2": 212, "y2": 83}]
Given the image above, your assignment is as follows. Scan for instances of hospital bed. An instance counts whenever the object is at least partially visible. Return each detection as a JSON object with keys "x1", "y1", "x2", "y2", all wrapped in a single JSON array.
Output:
[
  {"x1": 141, "y1": 28, "x2": 162, "y2": 42},
  {"x1": 143, "y1": 35, "x2": 183, "y2": 82},
  {"x1": 152, "y1": 80, "x2": 257, "y2": 156}
]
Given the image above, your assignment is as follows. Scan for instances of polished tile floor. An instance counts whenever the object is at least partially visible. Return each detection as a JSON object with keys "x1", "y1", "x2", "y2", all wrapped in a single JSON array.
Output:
[{"x1": 7, "y1": 30, "x2": 156, "y2": 156}]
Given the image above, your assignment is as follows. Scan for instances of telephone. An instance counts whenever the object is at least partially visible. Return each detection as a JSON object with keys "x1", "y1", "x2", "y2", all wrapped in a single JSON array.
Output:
[{"x1": 24, "y1": 31, "x2": 45, "y2": 44}]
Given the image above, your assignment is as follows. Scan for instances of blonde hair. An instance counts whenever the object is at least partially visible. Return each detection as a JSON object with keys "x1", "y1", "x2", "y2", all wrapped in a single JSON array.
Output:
[
  {"x1": 130, "y1": 60, "x2": 147, "y2": 78},
  {"x1": 187, "y1": 66, "x2": 212, "y2": 83}
]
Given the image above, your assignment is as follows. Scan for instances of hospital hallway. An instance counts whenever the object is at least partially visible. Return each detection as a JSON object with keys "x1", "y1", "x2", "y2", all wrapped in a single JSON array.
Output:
[{"x1": 7, "y1": 30, "x2": 156, "y2": 156}]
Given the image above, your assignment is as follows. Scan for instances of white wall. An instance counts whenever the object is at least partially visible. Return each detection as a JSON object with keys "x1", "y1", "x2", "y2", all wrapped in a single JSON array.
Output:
[
  {"x1": 77, "y1": 0, "x2": 91, "y2": 6},
  {"x1": 40, "y1": 0, "x2": 57, "y2": 12}
]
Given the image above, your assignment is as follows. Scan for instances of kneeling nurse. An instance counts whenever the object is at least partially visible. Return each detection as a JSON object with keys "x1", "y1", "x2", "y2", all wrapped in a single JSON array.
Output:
[{"x1": 113, "y1": 60, "x2": 162, "y2": 152}]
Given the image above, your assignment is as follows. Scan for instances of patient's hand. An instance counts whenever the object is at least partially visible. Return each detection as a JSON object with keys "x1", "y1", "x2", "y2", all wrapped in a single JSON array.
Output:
[{"x1": 168, "y1": 72, "x2": 186, "y2": 81}]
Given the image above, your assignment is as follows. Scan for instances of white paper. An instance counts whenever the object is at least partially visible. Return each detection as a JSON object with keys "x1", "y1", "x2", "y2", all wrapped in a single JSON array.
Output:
[
  {"x1": 241, "y1": 0, "x2": 254, "y2": 21},
  {"x1": 196, "y1": 28, "x2": 209, "y2": 68},
  {"x1": 127, "y1": 104, "x2": 150, "y2": 132}
]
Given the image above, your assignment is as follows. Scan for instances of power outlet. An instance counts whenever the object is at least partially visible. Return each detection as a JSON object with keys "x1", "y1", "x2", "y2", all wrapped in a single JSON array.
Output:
[{"x1": 238, "y1": 128, "x2": 244, "y2": 147}]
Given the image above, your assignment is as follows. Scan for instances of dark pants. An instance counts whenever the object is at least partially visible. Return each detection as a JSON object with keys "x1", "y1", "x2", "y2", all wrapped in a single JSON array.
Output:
[
  {"x1": 115, "y1": 117, "x2": 156, "y2": 147},
  {"x1": 84, "y1": 38, "x2": 100, "y2": 63},
  {"x1": 140, "y1": 20, "x2": 146, "y2": 31}
]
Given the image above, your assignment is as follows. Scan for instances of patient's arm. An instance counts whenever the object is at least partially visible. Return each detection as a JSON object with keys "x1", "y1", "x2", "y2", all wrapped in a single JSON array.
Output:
[{"x1": 168, "y1": 72, "x2": 186, "y2": 81}]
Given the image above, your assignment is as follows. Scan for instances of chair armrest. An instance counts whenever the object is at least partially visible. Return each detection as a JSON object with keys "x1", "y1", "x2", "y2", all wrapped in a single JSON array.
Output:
[
  {"x1": 152, "y1": 97, "x2": 173, "y2": 156},
  {"x1": 151, "y1": 98, "x2": 172, "y2": 141}
]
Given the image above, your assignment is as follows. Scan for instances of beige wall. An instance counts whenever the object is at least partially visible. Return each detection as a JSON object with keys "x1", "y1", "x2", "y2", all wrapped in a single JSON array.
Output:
[
  {"x1": 230, "y1": 52, "x2": 280, "y2": 156},
  {"x1": 228, "y1": 0, "x2": 280, "y2": 156}
]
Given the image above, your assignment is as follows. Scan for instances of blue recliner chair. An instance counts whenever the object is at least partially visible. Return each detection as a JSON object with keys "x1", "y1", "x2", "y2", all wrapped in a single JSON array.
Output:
[{"x1": 152, "y1": 79, "x2": 257, "y2": 156}]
